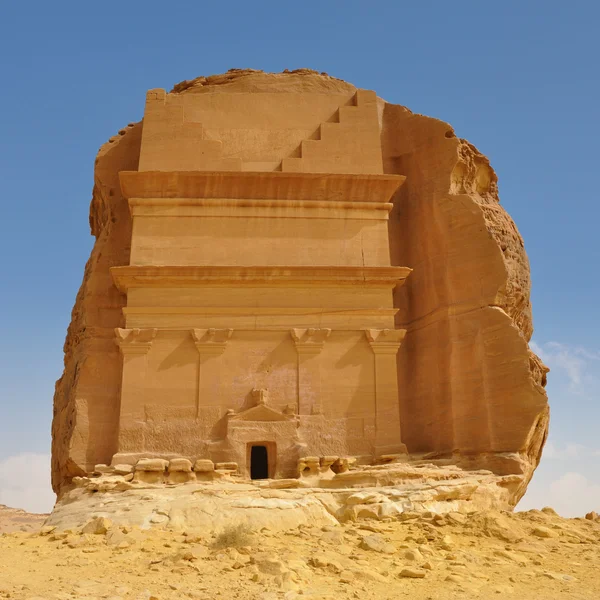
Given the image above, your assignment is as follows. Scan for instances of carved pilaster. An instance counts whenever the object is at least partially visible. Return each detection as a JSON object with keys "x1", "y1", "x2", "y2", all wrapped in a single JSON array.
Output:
[
  {"x1": 114, "y1": 328, "x2": 157, "y2": 453},
  {"x1": 291, "y1": 328, "x2": 331, "y2": 415},
  {"x1": 364, "y1": 328, "x2": 407, "y2": 456},
  {"x1": 291, "y1": 328, "x2": 331, "y2": 354},
  {"x1": 191, "y1": 328, "x2": 233, "y2": 355},
  {"x1": 115, "y1": 328, "x2": 157, "y2": 355},
  {"x1": 365, "y1": 328, "x2": 406, "y2": 354},
  {"x1": 191, "y1": 329, "x2": 233, "y2": 417}
]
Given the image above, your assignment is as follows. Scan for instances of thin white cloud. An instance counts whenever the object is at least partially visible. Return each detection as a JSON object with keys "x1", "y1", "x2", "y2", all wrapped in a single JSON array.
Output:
[
  {"x1": 532, "y1": 340, "x2": 599, "y2": 389},
  {"x1": 0, "y1": 453, "x2": 55, "y2": 514},
  {"x1": 520, "y1": 471, "x2": 600, "y2": 517},
  {"x1": 543, "y1": 442, "x2": 600, "y2": 459},
  {"x1": 520, "y1": 470, "x2": 600, "y2": 517}
]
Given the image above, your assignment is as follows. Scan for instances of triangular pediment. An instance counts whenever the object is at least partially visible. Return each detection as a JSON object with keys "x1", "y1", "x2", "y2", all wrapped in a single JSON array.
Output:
[{"x1": 229, "y1": 404, "x2": 291, "y2": 422}]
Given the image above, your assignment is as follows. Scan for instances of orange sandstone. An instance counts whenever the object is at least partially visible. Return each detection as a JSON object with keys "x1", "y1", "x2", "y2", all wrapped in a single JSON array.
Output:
[{"x1": 51, "y1": 69, "x2": 548, "y2": 505}]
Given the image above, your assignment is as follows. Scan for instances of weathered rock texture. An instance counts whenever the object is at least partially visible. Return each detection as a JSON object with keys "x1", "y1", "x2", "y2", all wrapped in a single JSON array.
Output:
[
  {"x1": 384, "y1": 103, "x2": 549, "y2": 492},
  {"x1": 46, "y1": 461, "x2": 523, "y2": 533},
  {"x1": 51, "y1": 69, "x2": 548, "y2": 506}
]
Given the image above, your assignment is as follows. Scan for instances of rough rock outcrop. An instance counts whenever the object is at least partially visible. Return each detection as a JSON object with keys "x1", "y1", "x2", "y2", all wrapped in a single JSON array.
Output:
[
  {"x1": 383, "y1": 102, "x2": 549, "y2": 495},
  {"x1": 46, "y1": 461, "x2": 520, "y2": 532},
  {"x1": 51, "y1": 69, "x2": 548, "y2": 507}
]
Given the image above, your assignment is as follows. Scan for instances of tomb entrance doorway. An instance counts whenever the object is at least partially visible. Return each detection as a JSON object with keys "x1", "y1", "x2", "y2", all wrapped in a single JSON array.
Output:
[{"x1": 250, "y1": 444, "x2": 270, "y2": 480}]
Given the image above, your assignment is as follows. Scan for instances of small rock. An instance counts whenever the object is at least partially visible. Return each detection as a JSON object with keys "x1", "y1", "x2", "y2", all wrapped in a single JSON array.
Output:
[
  {"x1": 440, "y1": 534, "x2": 453, "y2": 550},
  {"x1": 359, "y1": 534, "x2": 395, "y2": 554},
  {"x1": 532, "y1": 526, "x2": 558, "y2": 539},
  {"x1": 309, "y1": 555, "x2": 329, "y2": 569},
  {"x1": 82, "y1": 517, "x2": 112, "y2": 535},
  {"x1": 257, "y1": 557, "x2": 289, "y2": 576},
  {"x1": 106, "y1": 529, "x2": 128, "y2": 546},
  {"x1": 399, "y1": 567, "x2": 426, "y2": 579},
  {"x1": 404, "y1": 548, "x2": 424, "y2": 561},
  {"x1": 432, "y1": 514, "x2": 447, "y2": 526},
  {"x1": 447, "y1": 512, "x2": 467, "y2": 525},
  {"x1": 349, "y1": 568, "x2": 388, "y2": 583}
]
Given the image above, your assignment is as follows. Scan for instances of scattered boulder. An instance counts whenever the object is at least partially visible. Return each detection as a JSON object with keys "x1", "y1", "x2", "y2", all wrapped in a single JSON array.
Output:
[
  {"x1": 403, "y1": 548, "x2": 424, "y2": 561},
  {"x1": 399, "y1": 567, "x2": 427, "y2": 578},
  {"x1": 82, "y1": 517, "x2": 112, "y2": 535},
  {"x1": 359, "y1": 534, "x2": 395, "y2": 554}
]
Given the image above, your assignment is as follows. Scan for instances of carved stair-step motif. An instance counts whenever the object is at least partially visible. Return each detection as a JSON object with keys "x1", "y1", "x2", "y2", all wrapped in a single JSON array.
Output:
[{"x1": 281, "y1": 90, "x2": 383, "y2": 174}]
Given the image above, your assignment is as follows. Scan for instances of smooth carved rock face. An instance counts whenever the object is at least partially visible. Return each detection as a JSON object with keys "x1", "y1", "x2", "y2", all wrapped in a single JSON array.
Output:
[{"x1": 51, "y1": 69, "x2": 548, "y2": 505}]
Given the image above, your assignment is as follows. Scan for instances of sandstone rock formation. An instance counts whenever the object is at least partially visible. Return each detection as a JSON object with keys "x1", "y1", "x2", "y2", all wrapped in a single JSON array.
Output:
[{"x1": 51, "y1": 69, "x2": 548, "y2": 509}]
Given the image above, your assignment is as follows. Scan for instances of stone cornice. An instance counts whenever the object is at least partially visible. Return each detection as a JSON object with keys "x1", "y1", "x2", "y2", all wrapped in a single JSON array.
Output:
[
  {"x1": 128, "y1": 197, "x2": 394, "y2": 219},
  {"x1": 119, "y1": 171, "x2": 406, "y2": 204},
  {"x1": 290, "y1": 328, "x2": 331, "y2": 354},
  {"x1": 365, "y1": 328, "x2": 407, "y2": 354},
  {"x1": 191, "y1": 328, "x2": 233, "y2": 354},
  {"x1": 111, "y1": 265, "x2": 412, "y2": 293},
  {"x1": 115, "y1": 328, "x2": 157, "y2": 355}
]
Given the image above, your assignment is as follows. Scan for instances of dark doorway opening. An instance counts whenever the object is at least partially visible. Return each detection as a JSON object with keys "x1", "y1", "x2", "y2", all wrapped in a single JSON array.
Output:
[{"x1": 250, "y1": 445, "x2": 269, "y2": 480}]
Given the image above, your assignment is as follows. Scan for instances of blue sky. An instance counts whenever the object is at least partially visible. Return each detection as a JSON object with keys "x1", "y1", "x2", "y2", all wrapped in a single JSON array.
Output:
[{"x1": 0, "y1": 1, "x2": 598, "y2": 515}]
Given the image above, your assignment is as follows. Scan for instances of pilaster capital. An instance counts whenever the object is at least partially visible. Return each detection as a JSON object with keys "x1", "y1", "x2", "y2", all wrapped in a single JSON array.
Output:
[
  {"x1": 191, "y1": 328, "x2": 233, "y2": 355},
  {"x1": 290, "y1": 328, "x2": 331, "y2": 355},
  {"x1": 365, "y1": 328, "x2": 407, "y2": 354},
  {"x1": 115, "y1": 328, "x2": 157, "y2": 355}
]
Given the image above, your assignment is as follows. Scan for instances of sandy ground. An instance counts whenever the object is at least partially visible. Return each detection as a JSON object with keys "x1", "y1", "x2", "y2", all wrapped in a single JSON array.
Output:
[{"x1": 1, "y1": 507, "x2": 599, "y2": 600}]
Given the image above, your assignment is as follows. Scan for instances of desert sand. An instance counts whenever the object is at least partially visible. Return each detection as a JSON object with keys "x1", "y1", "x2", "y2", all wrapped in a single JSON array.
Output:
[{"x1": 1, "y1": 506, "x2": 599, "y2": 600}]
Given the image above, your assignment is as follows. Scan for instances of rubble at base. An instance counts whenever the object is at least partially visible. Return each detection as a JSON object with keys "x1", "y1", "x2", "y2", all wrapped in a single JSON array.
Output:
[{"x1": 47, "y1": 461, "x2": 522, "y2": 533}]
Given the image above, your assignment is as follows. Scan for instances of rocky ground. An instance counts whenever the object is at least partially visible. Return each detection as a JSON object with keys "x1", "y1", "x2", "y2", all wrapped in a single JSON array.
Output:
[{"x1": 1, "y1": 507, "x2": 599, "y2": 600}]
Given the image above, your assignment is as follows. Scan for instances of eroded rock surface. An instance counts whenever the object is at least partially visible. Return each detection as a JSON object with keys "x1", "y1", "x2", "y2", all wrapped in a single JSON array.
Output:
[{"x1": 47, "y1": 461, "x2": 521, "y2": 533}]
